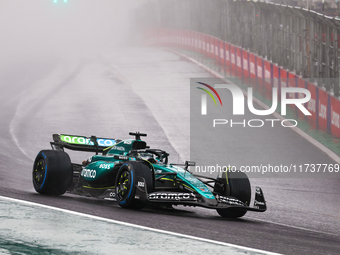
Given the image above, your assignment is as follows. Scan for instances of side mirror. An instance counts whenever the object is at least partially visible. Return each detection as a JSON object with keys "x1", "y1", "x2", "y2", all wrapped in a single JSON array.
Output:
[{"x1": 185, "y1": 161, "x2": 196, "y2": 170}]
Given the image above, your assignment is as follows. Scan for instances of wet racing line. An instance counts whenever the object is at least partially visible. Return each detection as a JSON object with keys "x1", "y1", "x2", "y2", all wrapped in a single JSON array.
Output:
[{"x1": 1, "y1": 49, "x2": 340, "y2": 254}]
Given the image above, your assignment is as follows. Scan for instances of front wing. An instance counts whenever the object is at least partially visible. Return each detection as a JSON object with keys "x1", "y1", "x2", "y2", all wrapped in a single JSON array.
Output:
[{"x1": 135, "y1": 177, "x2": 267, "y2": 212}]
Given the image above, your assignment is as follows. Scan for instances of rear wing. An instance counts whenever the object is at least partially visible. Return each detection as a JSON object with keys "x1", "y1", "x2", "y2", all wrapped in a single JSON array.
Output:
[{"x1": 51, "y1": 134, "x2": 120, "y2": 154}]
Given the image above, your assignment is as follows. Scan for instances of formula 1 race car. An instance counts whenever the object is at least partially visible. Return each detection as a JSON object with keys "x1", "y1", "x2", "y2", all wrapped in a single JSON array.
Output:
[{"x1": 32, "y1": 132, "x2": 266, "y2": 218}]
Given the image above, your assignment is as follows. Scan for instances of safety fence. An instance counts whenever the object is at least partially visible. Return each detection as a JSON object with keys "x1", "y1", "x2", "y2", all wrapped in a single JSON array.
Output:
[
  {"x1": 153, "y1": 0, "x2": 340, "y2": 98},
  {"x1": 146, "y1": 28, "x2": 340, "y2": 138}
]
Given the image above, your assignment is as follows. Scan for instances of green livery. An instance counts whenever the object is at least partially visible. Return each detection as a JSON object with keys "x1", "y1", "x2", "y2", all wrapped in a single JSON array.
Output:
[{"x1": 32, "y1": 132, "x2": 267, "y2": 218}]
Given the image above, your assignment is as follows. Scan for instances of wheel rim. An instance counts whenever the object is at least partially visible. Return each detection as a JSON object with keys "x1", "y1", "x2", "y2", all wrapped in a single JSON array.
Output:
[
  {"x1": 33, "y1": 159, "x2": 46, "y2": 188},
  {"x1": 116, "y1": 170, "x2": 131, "y2": 201}
]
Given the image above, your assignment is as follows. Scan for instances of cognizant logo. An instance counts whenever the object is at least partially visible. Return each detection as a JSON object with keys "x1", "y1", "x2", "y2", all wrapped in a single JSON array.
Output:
[{"x1": 197, "y1": 82, "x2": 312, "y2": 128}]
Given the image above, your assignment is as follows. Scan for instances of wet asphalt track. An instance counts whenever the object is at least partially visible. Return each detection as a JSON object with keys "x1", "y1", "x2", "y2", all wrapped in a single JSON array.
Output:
[{"x1": 0, "y1": 48, "x2": 340, "y2": 255}]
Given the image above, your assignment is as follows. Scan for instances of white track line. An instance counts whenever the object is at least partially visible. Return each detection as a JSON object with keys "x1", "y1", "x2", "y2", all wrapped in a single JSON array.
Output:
[
  {"x1": 167, "y1": 49, "x2": 340, "y2": 164},
  {"x1": 246, "y1": 216, "x2": 340, "y2": 238},
  {"x1": 0, "y1": 195, "x2": 281, "y2": 255}
]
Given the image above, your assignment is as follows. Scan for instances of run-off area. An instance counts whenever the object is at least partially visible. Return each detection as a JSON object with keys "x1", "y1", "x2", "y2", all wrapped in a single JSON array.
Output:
[{"x1": 0, "y1": 197, "x2": 277, "y2": 255}]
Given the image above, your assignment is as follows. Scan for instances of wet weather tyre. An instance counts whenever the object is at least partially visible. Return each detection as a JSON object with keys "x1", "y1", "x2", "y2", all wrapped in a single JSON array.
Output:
[
  {"x1": 115, "y1": 161, "x2": 154, "y2": 209},
  {"x1": 32, "y1": 150, "x2": 73, "y2": 195},
  {"x1": 216, "y1": 171, "x2": 251, "y2": 218}
]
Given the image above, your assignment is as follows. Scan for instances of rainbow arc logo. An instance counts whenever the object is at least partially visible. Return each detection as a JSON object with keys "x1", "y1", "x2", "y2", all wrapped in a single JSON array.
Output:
[
  {"x1": 196, "y1": 82, "x2": 222, "y2": 106},
  {"x1": 196, "y1": 82, "x2": 222, "y2": 115}
]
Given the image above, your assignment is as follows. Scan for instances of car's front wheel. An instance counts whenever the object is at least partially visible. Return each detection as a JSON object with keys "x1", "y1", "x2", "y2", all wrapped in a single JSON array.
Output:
[
  {"x1": 215, "y1": 170, "x2": 251, "y2": 218},
  {"x1": 115, "y1": 161, "x2": 154, "y2": 209}
]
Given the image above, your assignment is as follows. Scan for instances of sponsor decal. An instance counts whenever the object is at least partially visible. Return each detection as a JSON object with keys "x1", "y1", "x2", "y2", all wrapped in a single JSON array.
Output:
[
  {"x1": 319, "y1": 103, "x2": 327, "y2": 119},
  {"x1": 219, "y1": 196, "x2": 245, "y2": 206},
  {"x1": 97, "y1": 139, "x2": 116, "y2": 146},
  {"x1": 60, "y1": 135, "x2": 116, "y2": 147},
  {"x1": 112, "y1": 146, "x2": 125, "y2": 151},
  {"x1": 220, "y1": 48, "x2": 224, "y2": 58},
  {"x1": 254, "y1": 200, "x2": 265, "y2": 206},
  {"x1": 265, "y1": 69, "x2": 271, "y2": 79},
  {"x1": 332, "y1": 110, "x2": 340, "y2": 128},
  {"x1": 243, "y1": 59, "x2": 248, "y2": 71},
  {"x1": 237, "y1": 56, "x2": 241, "y2": 68},
  {"x1": 99, "y1": 164, "x2": 111, "y2": 169},
  {"x1": 225, "y1": 50, "x2": 230, "y2": 61},
  {"x1": 307, "y1": 98, "x2": 316, "y2": 113},
  {"x1": 231, "y1": 53, "x2": 235, "y2": 64},
  {"x1": 257, "y1": 65, "x2": 262, "y2": 78},
  {"x1": 116, "y1": 155, "x2": 129, "y2": 161},
  {"x1": 148, "y1": 192, "x2": 196, "y2": 201},
  {"x1": 250, "y1": 62, "x2": 255, "y2": 75},
  {"x1": 61, "y1": 135, "x2": 93, "y2": 145},
  {"x1": 81, "y1": 169, "x2": 96, "y2": 178},
  {"x1": 138, "y1": 181, "x2": 145, "y2": 188}
]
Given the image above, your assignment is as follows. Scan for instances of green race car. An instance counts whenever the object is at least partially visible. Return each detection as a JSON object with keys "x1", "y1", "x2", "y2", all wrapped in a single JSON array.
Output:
[{"x1": 32, "y1": 132, "x2": 266, "y2": 218}]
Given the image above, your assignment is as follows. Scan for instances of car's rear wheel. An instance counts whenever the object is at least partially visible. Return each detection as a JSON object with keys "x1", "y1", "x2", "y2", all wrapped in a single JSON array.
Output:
[
  {"x1": 33, "y1": 150, "x2": 73, "y2": 195},
  {"x1": 115, "y1": 161, "x2": 154, "y2": 209},
  {"x1": 216, "y1": 170, "x2": 251, "y2": 218}
]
